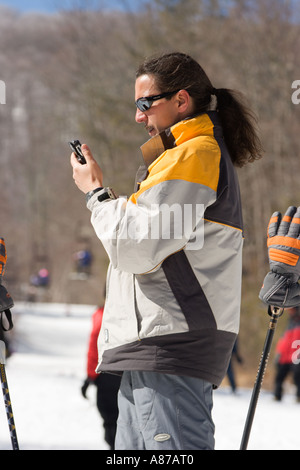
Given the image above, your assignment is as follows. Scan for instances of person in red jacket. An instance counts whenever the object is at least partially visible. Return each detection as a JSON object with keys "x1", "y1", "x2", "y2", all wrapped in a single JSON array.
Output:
[
  {"x1": 274, "y1": 307, "x2": 300, "y2": 402},
  {"x1": 81, "y1": 305, "x2": 121, "y2": 449}
]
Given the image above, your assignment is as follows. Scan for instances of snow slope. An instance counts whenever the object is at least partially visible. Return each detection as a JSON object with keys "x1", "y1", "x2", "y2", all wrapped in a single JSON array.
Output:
[{"x1": 0, "y1": 302, "x2": 299, "y2": 451}]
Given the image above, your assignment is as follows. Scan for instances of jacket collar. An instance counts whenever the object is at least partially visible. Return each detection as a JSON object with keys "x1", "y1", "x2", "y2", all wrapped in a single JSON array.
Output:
[
  {"x1": 140, "y1": 127, "x2": 175, "y2": 168},
  {"x1": 140, "y1": 112, "x2": 218, "y2": 168}
]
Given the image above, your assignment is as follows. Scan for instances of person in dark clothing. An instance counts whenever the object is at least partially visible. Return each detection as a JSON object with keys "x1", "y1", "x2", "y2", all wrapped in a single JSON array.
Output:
[
  {"x1": 226, "y1": 340, "x2": 243, "y2": 393},
  {"x1": 274, "y1": 307, "x2": 300, "y2": 402},
  {"x1": 81, "y1": 306, "x2": 121, "y2": 449}
]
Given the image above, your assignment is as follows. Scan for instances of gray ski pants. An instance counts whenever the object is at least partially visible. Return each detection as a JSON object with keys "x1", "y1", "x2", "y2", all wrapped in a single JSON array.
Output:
[{"x1": 115, "y1": 371, "x2": 215, "y2": 450}]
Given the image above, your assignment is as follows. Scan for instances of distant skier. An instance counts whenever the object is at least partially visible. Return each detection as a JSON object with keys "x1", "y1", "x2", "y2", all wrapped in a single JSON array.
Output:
[
  {"x1": 226, "y1": 339, "x2": 243, "y2": 393},
  {"x1": 81, "y1": 304, "x2": 121, "y2": 449},
  {"x1": 274, "y1": 307, "x2": 300, "y2": 402}
]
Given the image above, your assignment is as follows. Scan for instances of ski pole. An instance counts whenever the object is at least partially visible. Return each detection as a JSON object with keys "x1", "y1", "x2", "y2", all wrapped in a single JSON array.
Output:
[
  {"x1": 240, "y1": 305, "x2": 284, "y2": 451},
  {"x1": 0, "y1": 340, "x2": 19, "y2": 450}
]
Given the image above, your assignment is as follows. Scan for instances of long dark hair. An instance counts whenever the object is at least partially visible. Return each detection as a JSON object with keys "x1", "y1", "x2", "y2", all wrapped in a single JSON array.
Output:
[{"x1": 136, "y1": 52, "x2": 263, "y2": 167}]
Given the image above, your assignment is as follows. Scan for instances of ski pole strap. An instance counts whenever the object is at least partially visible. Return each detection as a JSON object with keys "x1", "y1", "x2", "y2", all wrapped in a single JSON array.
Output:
[{"x1": 0, "y1": 310, "x2": 13, "y2": 331}]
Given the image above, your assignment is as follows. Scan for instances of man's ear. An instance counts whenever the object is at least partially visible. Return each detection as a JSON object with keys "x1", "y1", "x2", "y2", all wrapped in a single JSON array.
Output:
[{"x1": 177, "y1": 89, "x2": 192, "y2": 115}]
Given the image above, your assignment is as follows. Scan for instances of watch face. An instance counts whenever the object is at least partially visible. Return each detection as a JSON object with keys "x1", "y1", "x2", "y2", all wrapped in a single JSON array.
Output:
[
  {"x1": 107, "y1": 189, "x2": 115, "y2": 198},
  {"x1": 103, "y1": 188, "x2": 117, "y2": 200}
]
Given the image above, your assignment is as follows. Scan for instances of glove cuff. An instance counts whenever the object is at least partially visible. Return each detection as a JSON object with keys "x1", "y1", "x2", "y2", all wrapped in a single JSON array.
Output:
[
  {"x1": 0, "y1": 284, "x2": 14, "y2": 311},
  {"x1": 271, "y1": 267, "x2": 299, "y2": 283},
  {"x1": 259, "y1": 271, "x2": 300, "y2": 308},
  {"x1": 0, "y1": 284, "x2": 14, "y2": 331}
]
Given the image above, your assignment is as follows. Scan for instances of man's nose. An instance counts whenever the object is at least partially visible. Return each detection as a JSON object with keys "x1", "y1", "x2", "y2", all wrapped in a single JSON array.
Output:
[{"x1": 135, "y1": 107, "x2": 147, "y2": 124}]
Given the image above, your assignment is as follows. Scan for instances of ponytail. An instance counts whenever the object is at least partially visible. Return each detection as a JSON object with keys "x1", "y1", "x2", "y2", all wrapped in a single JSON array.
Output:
[{"x1": 213, "y1": 88, "x2": 263, "y2": 167}]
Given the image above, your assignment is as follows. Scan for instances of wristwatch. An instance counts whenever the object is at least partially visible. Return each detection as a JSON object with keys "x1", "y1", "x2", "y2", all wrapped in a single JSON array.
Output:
[{"x1": 85, "y1": 187, "x2": 117, "y2": 203}]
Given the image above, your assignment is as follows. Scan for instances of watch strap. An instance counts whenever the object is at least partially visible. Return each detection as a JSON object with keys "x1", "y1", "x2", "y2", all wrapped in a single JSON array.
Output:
[
  {"x1": 85, "y1": 187, "x2": 103, "y2": 203},
  {"x1": 97, "y1": 188, "x2": 117, "y2": 202},
  {"x1": 86, "y1": 187, "x2": 117, "y2": 203}
]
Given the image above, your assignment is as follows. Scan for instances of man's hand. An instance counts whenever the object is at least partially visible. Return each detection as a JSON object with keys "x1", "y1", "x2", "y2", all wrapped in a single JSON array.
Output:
[
  {"x1": 81, "y1": 377, "x2": 93, "y2": 399},
  {"x1": 259, "y1": 206, "x2": 300, "y2": 308},
  {"x1": 70, "y1": 144, "x2": 103, "y2": 194}
]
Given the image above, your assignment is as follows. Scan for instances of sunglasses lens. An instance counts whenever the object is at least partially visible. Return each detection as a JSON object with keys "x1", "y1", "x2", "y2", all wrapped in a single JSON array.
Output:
[
  {"x1": 136, "y1": 98, "x2": 151, "y2": 112},
  {"x1": 136, "y1": 90, "x2": 180, "y2": 112}
]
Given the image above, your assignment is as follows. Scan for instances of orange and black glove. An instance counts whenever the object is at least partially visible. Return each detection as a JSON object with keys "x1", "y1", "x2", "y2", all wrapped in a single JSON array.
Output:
[
  {"x1": 259, "y1": 206, "x2": 300, "y2": 308},
  {"x1": 0, "y1": 238, "x2": 14, "y2": 331}
]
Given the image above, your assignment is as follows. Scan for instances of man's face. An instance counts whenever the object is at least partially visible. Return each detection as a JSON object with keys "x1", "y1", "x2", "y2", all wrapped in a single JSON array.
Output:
[{"x1": 135, "y1": 74, "x2": 181, "y2": 137}]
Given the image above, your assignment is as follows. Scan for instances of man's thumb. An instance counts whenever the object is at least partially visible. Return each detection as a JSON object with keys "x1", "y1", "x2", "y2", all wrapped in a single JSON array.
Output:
[{"x1": 81, "y1": 144, "x2": 93, "y2": 161}]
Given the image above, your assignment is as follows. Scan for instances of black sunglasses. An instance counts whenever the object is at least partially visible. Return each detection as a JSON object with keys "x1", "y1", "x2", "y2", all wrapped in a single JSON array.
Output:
[{"x1": 135, "y1": 90, "x2": 180, "y2": 112}]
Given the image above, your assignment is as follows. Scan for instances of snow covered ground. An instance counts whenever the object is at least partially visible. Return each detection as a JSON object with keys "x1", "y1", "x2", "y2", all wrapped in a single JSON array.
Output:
[{"x1": 0, "y1": 302, "x2": 299, "y2": 451}]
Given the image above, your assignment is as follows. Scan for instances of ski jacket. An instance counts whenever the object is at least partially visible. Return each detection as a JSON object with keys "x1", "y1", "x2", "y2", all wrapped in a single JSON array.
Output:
[{"x1": 87, "y1": 111, "x2": 244, "y2": 387}]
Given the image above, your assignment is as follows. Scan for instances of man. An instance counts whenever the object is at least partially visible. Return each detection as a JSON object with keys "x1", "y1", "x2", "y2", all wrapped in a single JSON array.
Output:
[{"x1": 71, "y1": 52, "x2": 262, "y2": 449}]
